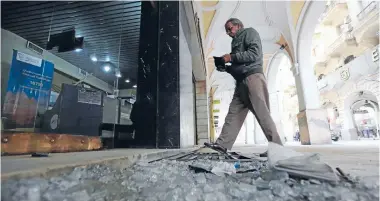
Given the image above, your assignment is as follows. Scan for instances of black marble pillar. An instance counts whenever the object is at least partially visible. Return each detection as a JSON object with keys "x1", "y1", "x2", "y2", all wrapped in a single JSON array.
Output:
[{"x1": 135, "y1": 1, "x2": 180, "y2": 148}]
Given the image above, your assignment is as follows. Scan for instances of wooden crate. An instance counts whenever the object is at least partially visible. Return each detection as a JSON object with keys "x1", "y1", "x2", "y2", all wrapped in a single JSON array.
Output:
[{"x1": 1, "y1": 133, "x2": 102, "y2": 155}]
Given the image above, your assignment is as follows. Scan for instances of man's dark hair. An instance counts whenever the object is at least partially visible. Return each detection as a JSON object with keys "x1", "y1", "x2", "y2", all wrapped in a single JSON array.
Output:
[{"x1": 225, "y1": 18, "x2": 244, "y2": 28}]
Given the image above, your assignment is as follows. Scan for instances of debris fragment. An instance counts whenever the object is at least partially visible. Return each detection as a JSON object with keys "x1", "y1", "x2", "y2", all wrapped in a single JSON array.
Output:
[{"x1": 2, "y1": 153, "x2": 379, "y2": 201}]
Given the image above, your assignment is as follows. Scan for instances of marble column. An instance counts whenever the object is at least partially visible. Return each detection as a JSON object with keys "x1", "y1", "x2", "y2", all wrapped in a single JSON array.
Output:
[
  {"x1": 291, "y1": 63, "x2": 332, "y2": 145},
  {"x1": 157, "y1": 1, "x2": 180, "y2": 148},
  {"x1": 135, "y1": 1, "x2": 180, "y2": 148}
]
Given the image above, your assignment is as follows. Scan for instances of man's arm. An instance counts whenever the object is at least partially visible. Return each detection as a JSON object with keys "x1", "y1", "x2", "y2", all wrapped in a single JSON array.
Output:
[{"x1": 231, "y1": 28, "x2": 260, "y2": 63}]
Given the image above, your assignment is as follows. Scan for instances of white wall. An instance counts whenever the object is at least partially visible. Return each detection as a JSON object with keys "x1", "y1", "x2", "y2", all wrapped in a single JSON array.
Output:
[
  {"x1": 1, "y1": 29, "x2": 114, "y2": 94},
  {"x1": 318, "y1": 46, "x2": 379, "y2": 94},
  {"x1": 179, "y1": 22, "x2": 196, "y2": 148},
  {"x1": 319, "y1": 46, "x2": 379, "y2": 140}
]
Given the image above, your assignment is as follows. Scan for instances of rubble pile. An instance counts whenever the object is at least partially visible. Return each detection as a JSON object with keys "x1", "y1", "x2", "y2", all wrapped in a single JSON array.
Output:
[{"x1": 2, "y1": 159, "x2": 379, "y2": 201}]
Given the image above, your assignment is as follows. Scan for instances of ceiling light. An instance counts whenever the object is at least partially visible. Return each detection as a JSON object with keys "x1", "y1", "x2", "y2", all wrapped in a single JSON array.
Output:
[
  {"x1": 125, "y1": 79, "x2": 130, "y2": 83},
  {"x1": 133, "y1": 85, "x2": 137, "y2": 88},
  {"x1": 105, "y1": 56, "x2": 110, "y2": 62},
  {"x1": 75, "y1": 48, "x2": 82, "y2": 52},
  {"x1": 91, "y1": 56, "x2": 97, "y2": 62},
  {"x1": 103, "y1": 65, "x2": 110, "y2": 72}
]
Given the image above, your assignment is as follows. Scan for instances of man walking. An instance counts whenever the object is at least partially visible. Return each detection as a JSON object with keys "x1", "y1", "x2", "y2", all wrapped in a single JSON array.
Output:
[{"x1": 205, "y1": 18, "x2": 283, "y2": 157}]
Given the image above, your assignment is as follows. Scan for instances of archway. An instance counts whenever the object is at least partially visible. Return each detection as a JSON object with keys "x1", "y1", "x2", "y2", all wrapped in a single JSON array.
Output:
[
  {"x1": 265, "y1": 51, "x2": 299, "y2": 144},
  {"x1": 322, "y1": 101, "x2": 341, "y2": 139},
  {"x1": 343, "y1": 90, "x2": 379, "y2": 140},
  {"x1": 296, "y1": 1, "x2": 327, "y2": 111}
]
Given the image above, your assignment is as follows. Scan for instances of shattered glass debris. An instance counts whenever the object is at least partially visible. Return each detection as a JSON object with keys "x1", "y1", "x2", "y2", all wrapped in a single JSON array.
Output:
[{"x1": 2, "y1": 158, "x2": 379, "y2": 201}]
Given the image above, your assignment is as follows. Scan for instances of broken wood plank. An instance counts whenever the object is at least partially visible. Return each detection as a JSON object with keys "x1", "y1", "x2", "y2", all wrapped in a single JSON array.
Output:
[{"x1": 1, "y1": 133, "x2": 102, "y2": 155}]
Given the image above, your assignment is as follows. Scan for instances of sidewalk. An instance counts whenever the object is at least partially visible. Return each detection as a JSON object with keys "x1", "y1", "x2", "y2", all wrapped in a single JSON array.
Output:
[
  {"x1": 1, "y1": 149, "x2": 184, "y2": 180},
  {"x1": 233, "y1": 143, "x2": 380, "y2": 178}
]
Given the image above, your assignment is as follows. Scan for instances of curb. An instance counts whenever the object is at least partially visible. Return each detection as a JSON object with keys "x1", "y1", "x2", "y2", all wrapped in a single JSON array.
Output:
[{"x1": 1, "y1": 148, "x2": 195, "y2": 181}]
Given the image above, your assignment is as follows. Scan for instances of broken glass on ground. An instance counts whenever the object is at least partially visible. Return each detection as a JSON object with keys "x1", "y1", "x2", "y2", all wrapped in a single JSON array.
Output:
[
  {"x1": 2, "y1": 150, "x2": 379, "y2": 201},
  {"x1": 210, "y1": 161, "x2": 236, "y2": 176}
]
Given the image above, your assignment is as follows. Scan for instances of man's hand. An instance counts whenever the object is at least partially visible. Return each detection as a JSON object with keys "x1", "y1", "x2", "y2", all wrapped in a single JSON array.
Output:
[{"x1": 223, "y1": 54, "x2": 232, "y2": 63}]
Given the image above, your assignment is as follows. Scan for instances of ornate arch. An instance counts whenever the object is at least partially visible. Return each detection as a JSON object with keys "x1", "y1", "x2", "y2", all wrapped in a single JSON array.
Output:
[
  {"x1": 265, "y1": 48, "x2": 292, "y2": 78},
  {"x1": 296, "y1": 1, "x2": 325, "y2": 64}
]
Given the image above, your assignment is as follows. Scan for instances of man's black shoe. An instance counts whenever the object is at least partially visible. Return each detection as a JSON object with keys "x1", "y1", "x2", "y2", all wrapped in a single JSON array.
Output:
[
  {"x1": 259, "y1": 151, "x2": 268, "y2": 157},
  {"x1": 204, "y1": 142, "x2": 227, "y2": 153}
]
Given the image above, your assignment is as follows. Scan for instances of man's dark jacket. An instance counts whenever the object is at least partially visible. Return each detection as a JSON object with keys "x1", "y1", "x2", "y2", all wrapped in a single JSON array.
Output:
[{"x1": 228, "y1": 27, "x2": 263, "y2": 82}]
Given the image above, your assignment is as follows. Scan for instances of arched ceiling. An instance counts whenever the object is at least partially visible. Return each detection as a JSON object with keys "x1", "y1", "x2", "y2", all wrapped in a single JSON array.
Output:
[
  {"x1": 200, "y1": 1, "x2": 219, "y2": 37},
  {"x1": 199, "y1": 1, "x2": 299, "y2": 87},
  {"x1": 289, "y1": 1, "x2": 306, "y2": 29}
]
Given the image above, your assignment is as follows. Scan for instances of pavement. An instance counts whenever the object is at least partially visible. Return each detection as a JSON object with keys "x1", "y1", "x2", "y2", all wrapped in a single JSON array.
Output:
[
  {"x1": 1, "y1": 149, "x2": 183, "y2": 180},
  {"x1": 2, "y1": 141, "x2": 379, "y2": 201},
  {"x1": 1, "y1": 141, "x2": 379, "y2": 179},
  {"x1": 233, "y1": 141, "x2": 380, "y2": 178}
]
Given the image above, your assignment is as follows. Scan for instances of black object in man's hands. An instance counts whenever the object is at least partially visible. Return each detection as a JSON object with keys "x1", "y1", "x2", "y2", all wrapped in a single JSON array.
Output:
[{"x1": 213, "y1": 56, "x2": 227, "y2": 72}]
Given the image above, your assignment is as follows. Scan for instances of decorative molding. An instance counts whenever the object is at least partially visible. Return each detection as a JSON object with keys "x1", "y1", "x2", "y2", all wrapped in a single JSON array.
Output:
[
  {"x1": 340, "y1": 68, "x2": 350, "y2": 81},
  {"x1": 273, "y1": 30, "x2": 282, "y2": 42},
  {"x1": 261, "y1": 1, "x2": 274, "y2": 26},
  {"x1": 295, "y1": 1, "x2": 312, "y2": 62},
  {"x1": 255, "y1": 26, "x2": 281, "y2": 43}
]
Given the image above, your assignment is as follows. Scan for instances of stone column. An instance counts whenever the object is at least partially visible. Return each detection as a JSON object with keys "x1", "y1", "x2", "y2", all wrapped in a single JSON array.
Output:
[
  {"x1": 268, "y1": 91, "x2": 286, "y2": 143},
  {"x1": 342, "y1": 108, "x2": 358, "y2": 140},
  {"x1": 195, "y1": 80, "x2": 209, "y2": 144},
  {"x1": 246, "y1": 112, "x2": 255, "y2": 145},
  {"x1": 291, "y1": 63, "x2": 332, "y2": 145},
  {"x1": 135, "y1": 1, "x2": 181, "y2": 148}
]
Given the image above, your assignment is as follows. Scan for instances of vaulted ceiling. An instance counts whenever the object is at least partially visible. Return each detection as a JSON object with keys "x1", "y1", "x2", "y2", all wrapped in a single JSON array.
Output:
[
  {"x1": 200, "y1": 1, "x2": 307, "y2": 93},
  {"x1": 1, "y1": 1, "x2": 141, "y2": 89}
]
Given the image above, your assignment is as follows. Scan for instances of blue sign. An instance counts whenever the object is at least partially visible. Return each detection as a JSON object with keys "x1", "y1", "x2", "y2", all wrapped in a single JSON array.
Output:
[{"x1": 2, "y1": 50, "x2": 54, "y2": 129}]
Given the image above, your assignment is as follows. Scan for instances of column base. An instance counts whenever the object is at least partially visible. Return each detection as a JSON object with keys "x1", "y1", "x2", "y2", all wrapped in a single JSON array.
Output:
[
  {"x1": 341, "y1": 128, "x2": 358, "y2": 141},
  {"x1": 297, "y1": 109, "x2": 332, "y2": 145}
]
